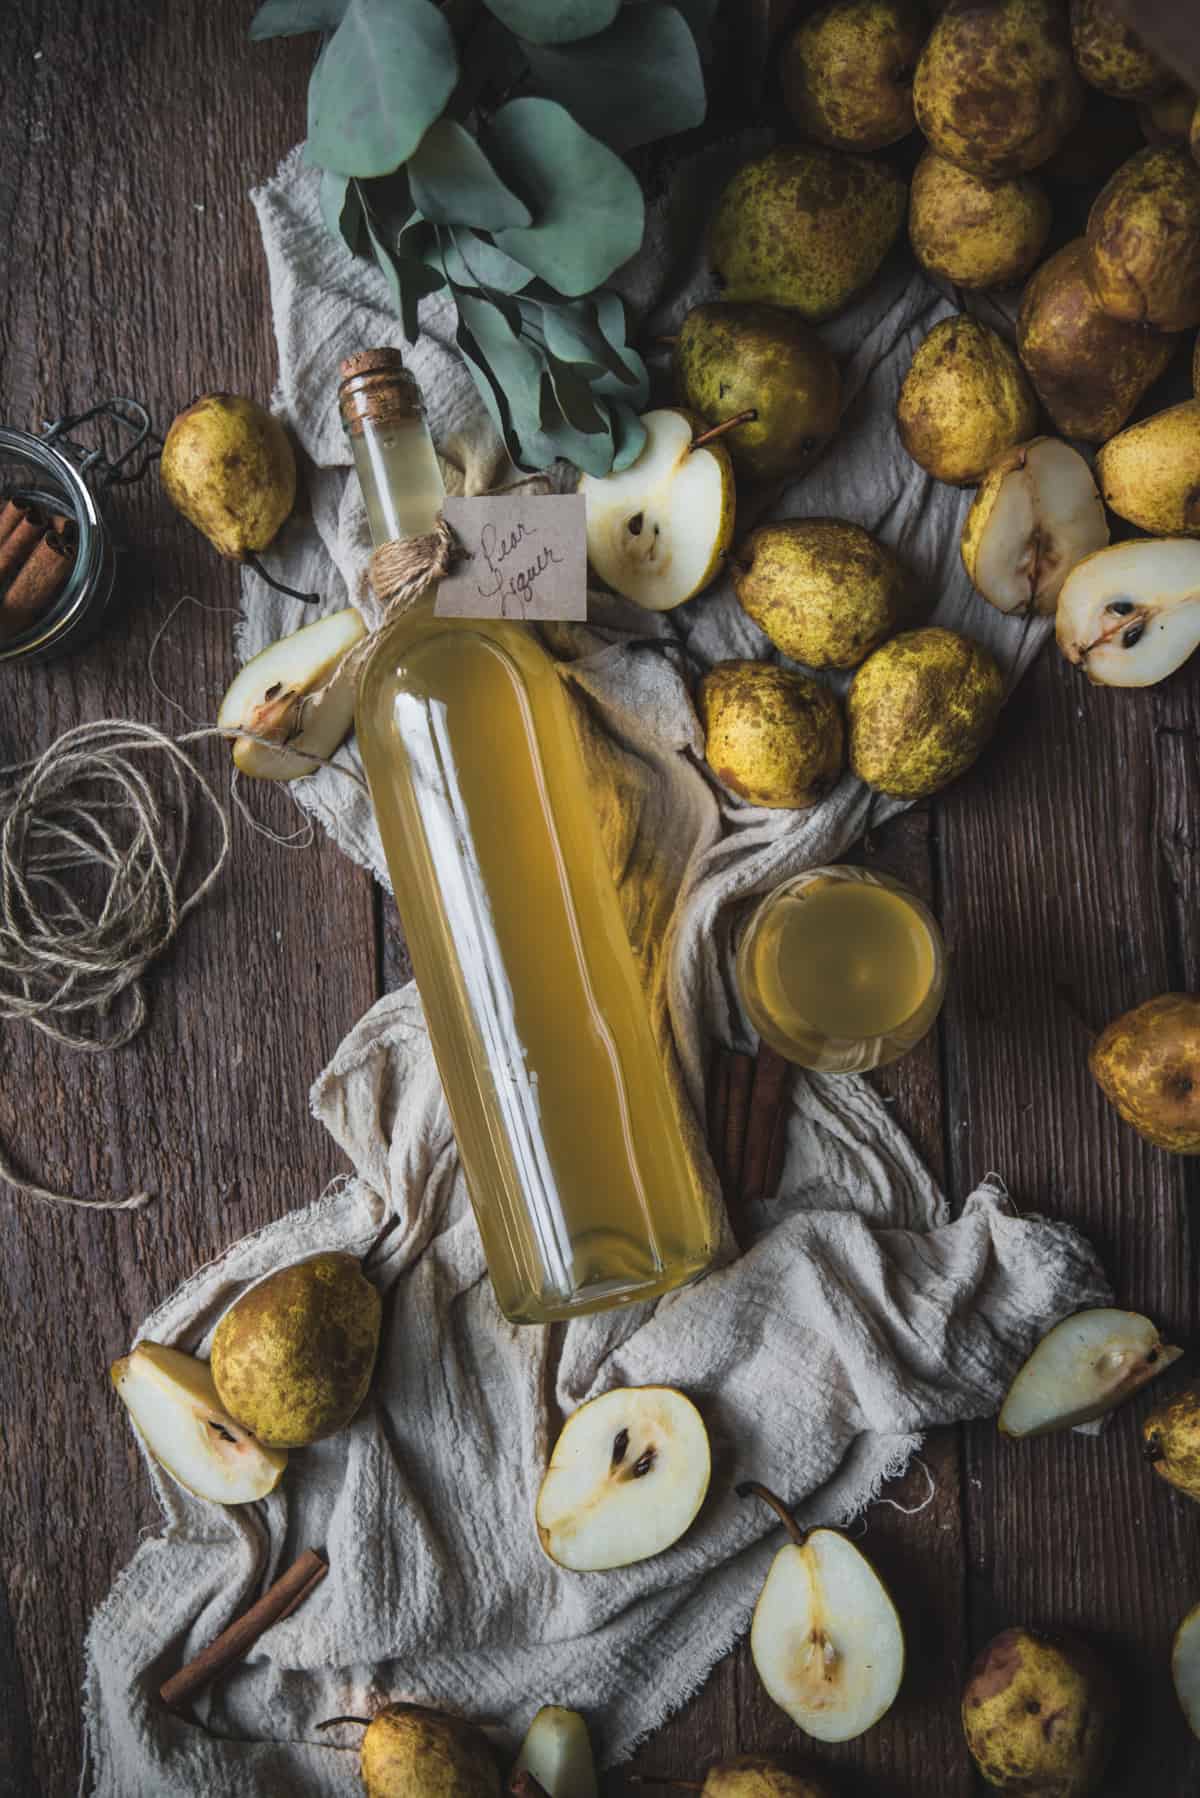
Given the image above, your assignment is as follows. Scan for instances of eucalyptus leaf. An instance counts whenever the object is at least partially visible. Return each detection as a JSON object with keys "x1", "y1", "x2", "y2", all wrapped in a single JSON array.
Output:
[
  {"x1": 590, "y1": 291, "x2": 650, "y2": 408},
  {"x1": 307, "y1": 0, "x2": 458, "y2": 178},
  {"x1": 456, "y1": 322, "x2": 512, "y2": 446},
  {"x1": 250, "y1": 0, "x2": 347, "y2": 40},
  {"x1": 435, "y1": 229, "x2": 536, "y2": 295},
  {"x1": 545, "y1": 353, "x2": 608, "y2": 434},
  {"x1": 456, "y1": 292, "x2": 547, "y2": 446},
  {"x1": 525, "y1": 5, "x2": 706, "y2": 153},
  {"x1": 540, "y1": 298, "x2": 638, "y2": 386},
  {"x1": 539, "y1": 388, "x2": 615, "y2": 475},
  {"x1": 668, "y1": 0, "x2": 719, "y2": 52},
  {"x1": 480, "y1": 0, "x2": 619, "y2": 46},
  {"x1": 364, "y1": 209, "x2": 445, "y2": 342},
  {"x1": 488, "y1": 99, "x2": 644, "y2": 297},
  {"x1": 408, "y1": 119, "x2": 532, "y2": 231},
  {"x1": 609, "y1": 400, "x2": 648, "y2": 471},
  {"x1": 319, "y1": 170, "x2": 365, "y2": 255}
]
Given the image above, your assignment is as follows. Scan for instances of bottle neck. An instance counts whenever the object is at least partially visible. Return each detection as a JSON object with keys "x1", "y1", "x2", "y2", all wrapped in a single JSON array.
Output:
[{"x1": 349, "y1": 410, "x2": 445, "y2": 549}]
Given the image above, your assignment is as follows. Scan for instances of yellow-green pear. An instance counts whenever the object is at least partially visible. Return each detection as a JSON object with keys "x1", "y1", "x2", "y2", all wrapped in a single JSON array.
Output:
[
  {"x1": 161, "y1": 393, "x2": 297, "y2": 562},
  {"x1": 909, "y1": 152, "x2": 1051, "y2": 290},
  {"x1": 708, "y1": 145, "x2": 907, "y2": 323},
  {"x1": 1090, "y1": 993, "x2": 1200, "y2": 1153},
  {"x1": 913, "y1": 0, "x2": 1083, "y2": 178},
  {"x1": 1096, "y1": 401, "x2": 1200, "y2": 535},
  {"x1": 1070, "y1": 0, "x2": 1172, "y2": 99},
  {"x1": 1085, "y1": 148, "x2": 1200, "y2": 331},
  {"x1": 360, "y1": 1706, "x2": 498, "y2": 1798},
  {"x1": 700, "y1": 1759, "x2": 838, "y2": 1798},
  {"x1": 1017, "y1": 238, "x2": 1179, "y2": 440},
  {"x1": 700, "y1": 662, "x2": 844, "y2": 810},
  {"x1": 211, "y1": 1252, "x2": 381, "y2": 1448},
  {"x1": 674, "y1": 304, "x2": 841, "y2": 486},
  {"x1": 1145, "y1": 1383, "x2": 1200, "y2": 1502},
  {"x1": 732, "y1": 518, "x2": 922, "y2": 669},
  {"x1": 962, "y1": 1628, "x2": 1118, "y2": 1795},
  {"x1": 781, "y1": 0, "x2": 927, "y2": 151},
  {"x1": 848, "y1": 627, "x2": 1004, "y2": 798},
  {"x1": 897, "y1": 316, "x2": 1037, "y2": 486}
]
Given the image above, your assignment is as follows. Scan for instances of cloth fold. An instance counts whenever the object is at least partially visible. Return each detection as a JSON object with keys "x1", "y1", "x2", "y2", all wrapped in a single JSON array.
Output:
[{"x1": 82, "y1": 144, "x2": 1108, "y2": 1796}]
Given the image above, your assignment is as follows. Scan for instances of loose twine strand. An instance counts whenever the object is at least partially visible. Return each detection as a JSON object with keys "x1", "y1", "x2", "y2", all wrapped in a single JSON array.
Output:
[{"x1": 0, "y1": 519, "x2": 461, "y2": 1214}]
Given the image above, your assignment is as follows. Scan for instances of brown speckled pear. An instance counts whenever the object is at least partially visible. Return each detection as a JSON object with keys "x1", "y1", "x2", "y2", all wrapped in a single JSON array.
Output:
[
  {"x1": 1096, "y1": 401, "x2": 1200, "y2": 536},
  {"x1": 700, "y1": 662, "x2": 844, "y2": 810},
  {"x1": 674, "y1": 304, "x2": 841, "y2": 487},
  {"x1": 1069, "y1": 0, "x2": 1172, "y2": 100},
  {"x1": 848, "y1": 627, "x2": 1003, "y2": 798},
  {"x1": 1144, "y1": 1383, "x2": 1200, "y2": 1501},
  {"x1": 1016, "y1": 239, "x2": 1179, "y2": 441},
  {"x1": 897, "y1": 316, "x2": 1037, "y2": 486},
  {"x1": 732, "y1": 519, "x2": 922, "y2": 670},
  {"x1": 1085, "y1": 148, "x2": 1200, "y2": 332},
  {"x1": 1090, "y1": 993, "x2": 1200, "y2": 1153},
  {"x1": 211, "y1": 1251, "x2": 381, "y2": 1447},
  {"x1": 962, "y1": 1628, "x2": 1118, "y2": 1795},
  {"x1": 702, "y1": 1756, "x2": 839, "y2": 1798},
  {"x1": 360, "y1": 1706, "x2": 498, "y2": 1798},
  {"x1": 708, "y1": 145, "x2": 906, "y2": 323},
  {"x1": 780, "y1": 0, "x2": 927, "y2": 151},
  {"x1": 913, "y1": 0, "x2": 1083, "y2": 178},
  {"x1": 908, "y1": 152, "x2": 1050, "y2": 290},
  {"x1": 160, "y1": 393, "x2": 296, "y2": 560}
]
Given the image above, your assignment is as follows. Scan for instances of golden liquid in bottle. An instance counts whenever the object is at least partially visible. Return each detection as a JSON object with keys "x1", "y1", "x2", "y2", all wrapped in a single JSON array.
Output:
[
  {"x1": 737, "y1": 869, "x2": 945, "y2": 1073},
  {"x1": 350, "y1": 385, "x2": 713, "y2": 1324}
]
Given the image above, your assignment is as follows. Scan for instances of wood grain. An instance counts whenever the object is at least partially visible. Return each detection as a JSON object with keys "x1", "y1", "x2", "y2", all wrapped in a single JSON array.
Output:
[{"x1": 3, "y1": 2, "x2": 1199, "y2": 1795}]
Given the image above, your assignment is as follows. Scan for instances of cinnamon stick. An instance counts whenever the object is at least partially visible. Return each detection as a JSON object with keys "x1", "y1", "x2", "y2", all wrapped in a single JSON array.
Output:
[
  {"x1": 159, "y1": 1548, "x2": 328, "y2": 1710},
  {"x1": 740, "y1": 1043, "x2": 792, "y2": 1203},
  {"x1": 0, "y1": 498, "x2": 28, "y2": 547},
  {"x1": 706, "y1": 1046, "x2": 731, "y2": 1176},
  {"x1": 2, "y1": 529, "x2": 74, "y2": 636},
  {"x1": 722, "y1": 1050, "x2": 754, "y2": 1244},
  {"x1": 0, "y1": 504, "x2": 46, "y2": 588}
]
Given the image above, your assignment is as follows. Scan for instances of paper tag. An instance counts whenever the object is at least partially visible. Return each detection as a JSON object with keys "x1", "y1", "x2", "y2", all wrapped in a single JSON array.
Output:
[{"x1": 435, "y1": 494, "x2": 588, "y2": 622}]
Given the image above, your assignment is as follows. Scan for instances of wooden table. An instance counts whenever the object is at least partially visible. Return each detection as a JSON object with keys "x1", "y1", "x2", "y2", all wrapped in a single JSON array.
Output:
[{"x1": 2, "y1": 5, "x2": 1198, "y2": 1794}]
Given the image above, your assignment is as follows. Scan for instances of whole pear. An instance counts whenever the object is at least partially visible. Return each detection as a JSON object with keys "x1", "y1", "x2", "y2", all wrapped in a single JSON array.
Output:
[
  {"x1": 1139, "y1": 86, "x2": 1196, "y2": 148},
  {"x1": 703, "y1": 1757, "x2": 838, "y2": 1798},
  {"x1": 1090, "y1": 993, "x2": 1200, "y2": 1153},
  {"x1": 700, "y1": 662, "x2": 844, "y2": 810},
  {"x1": 732, "y1": 519, "x2": 921, "y2": 669},
  {"x1": 1069, "y1": 0, "x2": 1171, "y2": 100},
  {"x1": 360, "y1": 1706, "x2": 498, "y2": 1798},
  {"x1": 674, "y1": 304, "x2": 841, "y2": 486},
  {"x1": 913, "y1": 0, "x2": 1083, "y2": 178},
  {"x1": 211, "y1": 1252, "x2": 382, "y2": 1447},
  {"x1": 1017, "y1": 238, "x2": 1178, "y2": 440},
  {"x1": 1144, "y1": 1383, "x2": 1200, "y2": 1501},
  {"x1": 781, "y1": 0, "x2": 927, "y2": 151},
  {"x1": 909, "y1": 152, "x2": 1051, "y2": 289},
  {"x1": 708, "y1": 145, "x2": 907, "y2": 323},
  {"x1": 897, "y1": 316, "x2": 1037, "y2": 485},
  {"x1": 1085, "y1": 148, "x2": 1200, "y2": 331},
  {"x1": 848, "y1": 627, "x2": 1004, "y2": 798},
  {"x1": 1096, "y1": 401, "x2": 1200, "y2": 535},
  {"x1": 962, "y1": 1627, "x2": 1118, "y2": 1795},
  {"x1": 161, "y1": 394, "x2": 296, "y2": 561}
]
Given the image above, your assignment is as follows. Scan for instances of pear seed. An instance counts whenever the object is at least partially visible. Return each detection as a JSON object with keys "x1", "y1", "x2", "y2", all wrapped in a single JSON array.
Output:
[{"x1": 611, "y1": 1427, "x2": 629, "y2": 1467}]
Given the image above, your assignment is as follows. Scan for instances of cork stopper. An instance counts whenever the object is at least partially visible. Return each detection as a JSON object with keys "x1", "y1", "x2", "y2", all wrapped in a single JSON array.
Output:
[{"x1": 338, "y1": 348, "x2": 423, "y2": 433}]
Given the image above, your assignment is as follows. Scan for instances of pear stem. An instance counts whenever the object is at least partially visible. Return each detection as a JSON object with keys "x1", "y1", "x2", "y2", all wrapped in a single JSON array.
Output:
[
  {"x1": 1053, "y1": 982, "x2": 1098, "y2": 1043},
  {"x1": 315, "y1": 1715, "x2": 370, "y2": 1730},
  {"x1": 737, "y1": 1480, "x2": 806, "y2": 1547},
  {"x1": 690, "y1": 410, "x2": 757, "y2": 453},
  {"x1": 244, "y1": 551, "x2": 321, "y2": 605}
]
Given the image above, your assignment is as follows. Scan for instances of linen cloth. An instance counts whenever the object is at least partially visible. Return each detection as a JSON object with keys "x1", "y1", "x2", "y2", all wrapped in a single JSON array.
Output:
[{"x1": 81, "y1": 144, "x2": 1109, "y2": 1795}]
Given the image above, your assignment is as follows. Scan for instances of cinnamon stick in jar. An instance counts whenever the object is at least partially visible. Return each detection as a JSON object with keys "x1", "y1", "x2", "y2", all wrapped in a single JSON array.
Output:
[
  {"x1": 1, "y1": 530, "x2": 75, "y2": 639},
  {"x1": 0, "y1": 503, "x2": 46, "y2": 587}
]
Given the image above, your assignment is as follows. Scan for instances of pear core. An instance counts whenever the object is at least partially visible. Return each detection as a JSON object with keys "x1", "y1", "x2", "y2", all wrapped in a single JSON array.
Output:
[{"x1": 211, "y1": 1251, "x2": 382, "y2": 1447}]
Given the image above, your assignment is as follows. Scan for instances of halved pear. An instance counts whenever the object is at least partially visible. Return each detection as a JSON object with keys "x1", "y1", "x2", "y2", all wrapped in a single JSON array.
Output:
[
  {"x1": 218, "y1": 606, "x2": 366, "y2": 780},
  {"x1": 961, "y1": 438, "x2": 1109, "y2": 617},
  {"x1": 1056, "y1": 539, "x2": 1200, "y2": 686},
  {"x1": 579, "y1": 409, "x2": 735, "y2": 612},
  {"x1": 111, "y1": 1341, "x2": 287, "y2": 1504},
  {"x1": 741, "y1": 1483, "x2": 904, "y2": 1743},
  {"x1": 999, "y1": 1308, "x2": 1181, "y2": 1438},
  {"x1": 514, "y1": 1707, "x2": 597, "y2": 1798},
  {"x1": 1174, "y1": 1601, "x2": 1200, "y2": 1739},
  {"x1": 535, "y1": 1386, "x2": 711, "y2": 1571}
]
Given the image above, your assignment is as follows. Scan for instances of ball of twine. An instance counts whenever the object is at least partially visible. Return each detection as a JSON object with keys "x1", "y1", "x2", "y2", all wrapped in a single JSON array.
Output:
[{"x1": 0, "y1": 719, "x2": 229, "y2": 1209}]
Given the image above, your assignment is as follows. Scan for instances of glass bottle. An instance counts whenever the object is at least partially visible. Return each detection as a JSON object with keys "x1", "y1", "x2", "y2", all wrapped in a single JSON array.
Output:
[{"x1": 343, "y1": 350, "x2": 715, "y2": 1324}]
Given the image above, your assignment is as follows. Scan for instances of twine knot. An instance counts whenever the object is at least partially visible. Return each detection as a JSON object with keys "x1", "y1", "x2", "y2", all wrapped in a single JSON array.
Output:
[{"x1": 368, "y1": 515, "x2": 456, "y2": 617}]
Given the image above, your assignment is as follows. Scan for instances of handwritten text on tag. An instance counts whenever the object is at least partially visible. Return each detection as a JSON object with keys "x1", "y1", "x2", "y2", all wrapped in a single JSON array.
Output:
[{"x1": 435, "y1": 494, "x2": 588, "y2": 622}]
